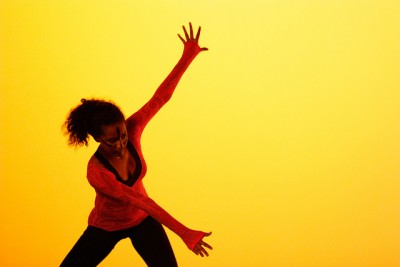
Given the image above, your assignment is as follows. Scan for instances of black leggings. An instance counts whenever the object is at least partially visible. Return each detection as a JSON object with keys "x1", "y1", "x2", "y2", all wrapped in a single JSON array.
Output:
[{"x1": 60, "y1": 216, "x2": 178, "y2": 267}]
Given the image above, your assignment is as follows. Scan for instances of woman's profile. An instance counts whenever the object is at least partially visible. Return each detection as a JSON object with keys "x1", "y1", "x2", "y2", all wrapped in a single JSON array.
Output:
[{"x1": 60, "y1": 22, "x2": 212, "y2": 267}]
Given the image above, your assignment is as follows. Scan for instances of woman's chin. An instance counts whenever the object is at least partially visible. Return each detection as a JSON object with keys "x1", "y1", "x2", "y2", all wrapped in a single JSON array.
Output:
[{"x1": 113, "y1": 148, "x2": 126, "y2": 158}]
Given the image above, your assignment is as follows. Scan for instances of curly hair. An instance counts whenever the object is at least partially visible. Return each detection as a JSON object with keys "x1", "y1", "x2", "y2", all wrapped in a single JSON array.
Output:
[{"x1": 63, "y1": 98, "x2": 125, "y2": 147}]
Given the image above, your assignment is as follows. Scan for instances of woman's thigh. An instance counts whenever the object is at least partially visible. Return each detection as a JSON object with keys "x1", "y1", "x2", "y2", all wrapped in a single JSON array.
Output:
[
  {"x1": 129, "y1": 216, "x2": 178, "y2": 267},
  {"x1": 60, "y1": 226, "x2": 121, "y2": 267}
]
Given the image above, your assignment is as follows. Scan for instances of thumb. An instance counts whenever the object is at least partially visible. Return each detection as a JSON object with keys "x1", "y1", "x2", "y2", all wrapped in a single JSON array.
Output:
[{"x1": 204, "y1": 232, "x2": 212, "y2": 237}]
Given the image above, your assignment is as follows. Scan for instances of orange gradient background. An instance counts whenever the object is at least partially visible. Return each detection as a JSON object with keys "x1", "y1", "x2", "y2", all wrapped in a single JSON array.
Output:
[{"x1": 1, "y1": 1, "x2": 399, "y2": 266}]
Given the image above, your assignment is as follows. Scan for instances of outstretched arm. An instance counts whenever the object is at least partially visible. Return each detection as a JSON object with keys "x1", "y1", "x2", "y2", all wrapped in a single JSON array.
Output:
[
  {"x1": 127, "y1": 23, "x2": 208, "y2": 131},
  {"x1": 88, "y1": 165, "x2": 212, "y2": 255}
]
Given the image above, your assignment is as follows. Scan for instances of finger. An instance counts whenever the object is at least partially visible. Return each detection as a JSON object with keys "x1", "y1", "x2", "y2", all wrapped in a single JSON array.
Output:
[
  {"x1": 198, "y1": 249, "x2": 204, "y2": 257},
  {"x1": 177, "y1": 34, "x2": 185, "y2": 44},
  {"x1": 201, "y1": 241, "x2": 213, "y2": 250},
  {"x1": 182, "y1": 25, "x2": 189, "y2": 40},
  {"x1": 204, "y1": 232, "x2": 212, "y2": 237},
  {"x1": 198, "y1": 246, "x2": 207, "y2": 257},
  {"x1": 195, "y1": 26, "x2": 201, "y2": 42},
  {"x1": 189, "y1": 22, "x2": 194, "y2": 40},
  {"x1": 202, "y1": 248, "x2": 209, "y2": 257}
]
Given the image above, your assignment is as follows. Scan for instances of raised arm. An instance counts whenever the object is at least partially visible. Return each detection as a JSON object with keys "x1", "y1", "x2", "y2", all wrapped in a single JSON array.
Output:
[{"x1": 127, "y1": 23, "x2": 208, "y2": 131}]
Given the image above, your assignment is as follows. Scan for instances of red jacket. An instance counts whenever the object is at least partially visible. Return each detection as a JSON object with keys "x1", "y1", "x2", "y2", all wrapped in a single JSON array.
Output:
[{"x1": 86, "y1": 47, "x2": 205, "y2": 250}]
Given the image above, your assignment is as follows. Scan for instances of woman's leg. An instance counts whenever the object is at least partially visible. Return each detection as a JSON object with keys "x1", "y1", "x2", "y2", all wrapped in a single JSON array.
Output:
[
  {"x1": 129, "y1": 216, "x2": 178, "y2": 267},
  {"x1": 60, "y1": 226, "x2": 121, "y2": 267}
]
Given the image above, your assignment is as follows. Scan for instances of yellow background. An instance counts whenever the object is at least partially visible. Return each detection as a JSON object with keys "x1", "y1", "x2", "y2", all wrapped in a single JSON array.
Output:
[{"x1": 1, "y1": 1, "x2": 399, "y2": 266}]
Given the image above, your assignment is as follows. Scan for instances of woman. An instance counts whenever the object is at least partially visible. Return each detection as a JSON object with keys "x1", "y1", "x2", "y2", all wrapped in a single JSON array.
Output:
[{"x1": 61, "y1": 23, "x2": 212, "y2": 267}]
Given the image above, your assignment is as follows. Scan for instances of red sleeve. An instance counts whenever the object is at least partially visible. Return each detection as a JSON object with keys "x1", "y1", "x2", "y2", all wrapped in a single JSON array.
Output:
[
  {"x1": 87, "y1": 163, "x2": 205, "y2": 250},
  {"x1": 126, "y1": 48, "x2": 200, "y2": 134}
]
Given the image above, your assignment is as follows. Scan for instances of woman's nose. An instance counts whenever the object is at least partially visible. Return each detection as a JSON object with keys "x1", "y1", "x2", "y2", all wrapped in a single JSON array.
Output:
[{"x1": 114, "y1": 138, "x2": 123, "y2": 149}]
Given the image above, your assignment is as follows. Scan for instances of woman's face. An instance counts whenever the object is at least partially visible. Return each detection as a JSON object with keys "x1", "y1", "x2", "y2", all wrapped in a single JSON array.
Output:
[{"x1": 98, "y1": 121, "x2": 128, "y2": 158}]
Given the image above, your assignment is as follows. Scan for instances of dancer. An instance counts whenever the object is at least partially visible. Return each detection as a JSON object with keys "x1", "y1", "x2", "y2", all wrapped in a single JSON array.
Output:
[{"x1": 61, "y1": 23, "x2": 212, "y2": 267}]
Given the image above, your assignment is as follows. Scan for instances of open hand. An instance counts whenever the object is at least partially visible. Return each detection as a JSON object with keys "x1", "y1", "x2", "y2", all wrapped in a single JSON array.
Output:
[
  {"x1": 178, "y1": 22, "x2": 208, "y2": 55},
  {"x1": 192, "y1": 232, "x2": 213, "y2": 257}
]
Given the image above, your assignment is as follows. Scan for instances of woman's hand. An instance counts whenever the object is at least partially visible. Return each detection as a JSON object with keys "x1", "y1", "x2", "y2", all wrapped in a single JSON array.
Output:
[
  {"x1": 178, "y1": 22, "x2": 208, "y2": 57},
  {"x1": 192, "y1": 232, "x2": 213, "y2": 257}
]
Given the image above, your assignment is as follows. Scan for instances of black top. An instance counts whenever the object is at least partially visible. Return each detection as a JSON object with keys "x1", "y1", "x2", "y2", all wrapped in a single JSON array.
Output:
[{"x1": 94, "y1": 141, "x2": 142, "y2": 187}]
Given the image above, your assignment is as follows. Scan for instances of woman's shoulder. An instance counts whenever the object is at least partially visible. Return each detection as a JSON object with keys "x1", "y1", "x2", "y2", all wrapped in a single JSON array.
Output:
[
  {"x1": 86, "y1": 155, "x2": 115, "y2": 184},
  {"x1": 125, "y1": 117, "x2": 143, "y2": 142},
  {"x1": 87, "y1": 154, "x2": 105, "y2": 172}
]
